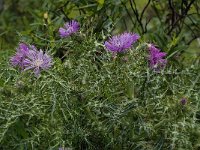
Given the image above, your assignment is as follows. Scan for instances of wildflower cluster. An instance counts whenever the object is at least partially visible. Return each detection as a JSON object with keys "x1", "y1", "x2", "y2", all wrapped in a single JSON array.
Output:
[{"x1": 11, "y1": 20, "x2": 168, "y2": 77}]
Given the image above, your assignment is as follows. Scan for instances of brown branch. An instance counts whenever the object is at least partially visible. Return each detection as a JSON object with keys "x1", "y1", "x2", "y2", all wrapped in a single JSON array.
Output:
[
  {"x1": 121, "y1": 0, "x2": 135, "y2": 29},
  {"x1": 129, "y1": 0, "x2": 144, "y2": 33},
  {"x1": 167, "y1": 0, "x2": 196, "y2": 35},
  {"x1": 140, "y1": 0, "x2": 151, "y2": 22},
  {"x1": 187, "y1": 35, "x2": 200, "y2": 45}
]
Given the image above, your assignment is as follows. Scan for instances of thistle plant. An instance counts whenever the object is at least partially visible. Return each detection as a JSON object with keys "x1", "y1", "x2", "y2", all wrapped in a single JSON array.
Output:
[{"x1": 0, "y1": 17, "x2": 199, "y2": 150}]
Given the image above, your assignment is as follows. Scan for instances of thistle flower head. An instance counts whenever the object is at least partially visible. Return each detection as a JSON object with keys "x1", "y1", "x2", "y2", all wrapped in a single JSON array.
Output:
[
  {"x1": 59, "y1": 20, "x2": 80, "y2": 38},
  {"x1": 10, "y1": 43, "x2": 30, "y2": 68},
  {"x1": 11, "y1": 43, "x2": 53, "y2": 76},
  {"x1": 180, "y1": 98, "x2": 187, "y2": 105},
  {"x1": 17, "y1": 43, "x2": 29, "y2": 55},
  {"x1": 23, "y1": 49, "x2": 52, "y2": 76},
  {"x1": 148, "y1": 44, "x2": 167, "y2": 70},
  {"x1": 104, "y1": 32, "x2": 140, "y2": 53}
]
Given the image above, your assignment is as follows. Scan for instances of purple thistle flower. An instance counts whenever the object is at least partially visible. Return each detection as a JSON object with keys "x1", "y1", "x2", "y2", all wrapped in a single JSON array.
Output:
[
  {"x1": 10, "y1": 43, "x2": 30, "y2": 69},
  {"x1": 23, "y1": 49, "x2": 52, "y2": 76},
  {"x1": 104, "y1": 32, "x2": 140, "y2": 53},
  {"x1": 18, "y1": 43, "x2": 30, "y2": 54},
  {"x1": 59, "y1": 20, "x2": 80, "y2": 38},
  {"x1": 180, "y1": 98, "x2": 187, "y2": 105},
  {"x1": 147, "y1": 44, "x2": 167, "y2": 70}
]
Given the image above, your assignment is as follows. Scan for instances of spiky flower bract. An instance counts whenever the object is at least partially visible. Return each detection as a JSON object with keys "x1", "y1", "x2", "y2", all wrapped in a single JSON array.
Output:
[
  {"x1": 104, "y1": 32, "x2": 140, "y2": 53},
  {"x1": 10, "y1": 43, "x2": 30, "y2": 69},
  {"x1": 148, "y1": 44, "x2": 167, "y2": 70},
  {"x1": 59, "y1": 20, "x2": 80, "y2": 38},
  {"x1": 23, "y1": 48, "x2": 52, "y2": 77},
  {"x1": 180, "y1": 98, "x2": 187, "y2": 105}
]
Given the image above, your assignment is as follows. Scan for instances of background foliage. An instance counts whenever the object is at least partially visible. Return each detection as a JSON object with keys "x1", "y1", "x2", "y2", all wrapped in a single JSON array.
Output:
[{"x1": 0, "y1": 0, "x2": 200, "y2": 149}]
